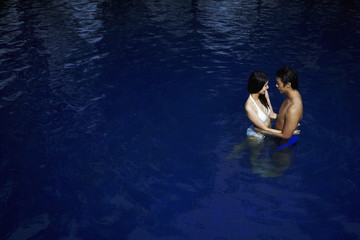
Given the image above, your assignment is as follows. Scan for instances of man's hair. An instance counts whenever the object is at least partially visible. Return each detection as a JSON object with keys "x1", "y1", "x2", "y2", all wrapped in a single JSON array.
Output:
[{"x1": 276, "y1": 66, "x2": 298, "y2": 90}]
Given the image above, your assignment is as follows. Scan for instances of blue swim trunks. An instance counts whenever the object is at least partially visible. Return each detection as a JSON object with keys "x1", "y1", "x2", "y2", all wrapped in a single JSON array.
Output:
[{"x1": 277, "y1": 135, "x2": 299, "y2": 150}]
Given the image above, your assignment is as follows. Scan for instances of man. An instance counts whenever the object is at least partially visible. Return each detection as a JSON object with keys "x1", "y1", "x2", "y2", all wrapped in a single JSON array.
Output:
[{"x1": 255, "y1": 66, "x2": 303, "y2": 144}]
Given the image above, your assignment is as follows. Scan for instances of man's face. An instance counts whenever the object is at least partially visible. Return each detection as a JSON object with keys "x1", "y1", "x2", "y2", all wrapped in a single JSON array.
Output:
[{"x1": 276, "y1": 77, "x2": 285, "y2": 93}]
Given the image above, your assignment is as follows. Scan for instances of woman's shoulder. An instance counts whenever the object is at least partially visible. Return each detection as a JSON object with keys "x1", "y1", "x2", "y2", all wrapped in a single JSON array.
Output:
[
  {"x1": 244, "y1": 95, "x2": 251, "y2": 106},
  {"x1": 245, "y1": 97, "x2": 256, "y2": 112}
]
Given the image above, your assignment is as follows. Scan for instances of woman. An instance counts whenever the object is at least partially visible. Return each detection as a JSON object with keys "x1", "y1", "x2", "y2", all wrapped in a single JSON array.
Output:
[{"x1": 245, "y1": 71, "x2": 281, "y2": 139}]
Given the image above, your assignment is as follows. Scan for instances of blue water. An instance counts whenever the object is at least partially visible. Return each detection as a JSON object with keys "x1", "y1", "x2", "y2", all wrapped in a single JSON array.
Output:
[{"x1": 1, "y1": 0, "x2": 360, "y2": 239}]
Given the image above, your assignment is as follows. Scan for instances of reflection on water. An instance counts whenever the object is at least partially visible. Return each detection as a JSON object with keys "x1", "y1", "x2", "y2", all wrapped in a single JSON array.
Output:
[
  {"x1": 227, "y1": 137, "x2": 291, "y2": 178},
  {"x1": 1, "y1": 0, "x2": 360, "y2": 239}
]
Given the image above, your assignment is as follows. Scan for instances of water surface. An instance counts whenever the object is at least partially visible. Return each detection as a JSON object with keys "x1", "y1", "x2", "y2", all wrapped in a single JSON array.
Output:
[{"x1": 1, "y1": 0, "x2": 360, "y2": 239}]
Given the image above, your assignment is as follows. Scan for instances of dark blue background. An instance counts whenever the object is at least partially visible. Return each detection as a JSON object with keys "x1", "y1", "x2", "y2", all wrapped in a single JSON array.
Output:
[{"x1": 1, "y1": 0, "x2": 360, "y2": 239}]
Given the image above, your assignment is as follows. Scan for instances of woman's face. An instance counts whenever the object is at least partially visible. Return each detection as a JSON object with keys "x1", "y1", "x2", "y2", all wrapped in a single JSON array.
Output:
[{"x1": 258, "y1": 81, "x2": 269, "y2": 95}]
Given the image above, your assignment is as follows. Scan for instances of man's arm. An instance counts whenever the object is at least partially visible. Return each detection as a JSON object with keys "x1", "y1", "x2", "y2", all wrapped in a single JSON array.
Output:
[
  {"x1": 254, "y1": 106, "x2": 301, "y2": 139},
  {"x1": 279, "y1": 107, "x2": 301, "y2": 139}
]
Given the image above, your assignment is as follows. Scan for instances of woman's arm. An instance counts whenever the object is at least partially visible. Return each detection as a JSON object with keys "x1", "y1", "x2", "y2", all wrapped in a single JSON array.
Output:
[
  {"x1": 265, "y1": 90, "x2": 277, "y2": 119},
  {"x1": 245, "y1": 104, "x2": 281, "y2": 133}
]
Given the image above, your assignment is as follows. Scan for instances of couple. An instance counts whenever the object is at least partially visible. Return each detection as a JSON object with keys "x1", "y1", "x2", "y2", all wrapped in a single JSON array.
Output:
[
  {"x1": 227, "y1": 66, "x2": 302, "y2": 177},
  {"x1": 245, "y1": 66, "x2": 303, "y2": 149}
]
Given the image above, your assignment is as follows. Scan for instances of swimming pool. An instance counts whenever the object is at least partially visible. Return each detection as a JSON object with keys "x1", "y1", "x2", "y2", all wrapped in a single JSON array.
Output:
[{"x1": 1, "y1": 0, "x2": 360, "y2": 239}]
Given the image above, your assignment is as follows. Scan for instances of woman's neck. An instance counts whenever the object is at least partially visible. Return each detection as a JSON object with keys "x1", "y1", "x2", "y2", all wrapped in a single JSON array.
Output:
[{"x1": 250, "y1": 93, "x2": 260, "y2": 101}]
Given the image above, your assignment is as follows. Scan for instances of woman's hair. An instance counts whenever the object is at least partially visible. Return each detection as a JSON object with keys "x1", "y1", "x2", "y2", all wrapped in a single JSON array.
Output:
[{"x1": 247, "y1": 71, "x2": 269, "y2": 108}]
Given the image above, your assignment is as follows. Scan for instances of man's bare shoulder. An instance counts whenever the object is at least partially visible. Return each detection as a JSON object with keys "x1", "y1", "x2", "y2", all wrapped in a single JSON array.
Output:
[
  {"x1": 288, "y1": 93, "x2": 303, "y2": 109},
  {"x1": 286, "y1": 98, "x2": 303, "y2": 119},
  {"x1": 287, "y1": 104, "x2": 301, "y2": 114}
]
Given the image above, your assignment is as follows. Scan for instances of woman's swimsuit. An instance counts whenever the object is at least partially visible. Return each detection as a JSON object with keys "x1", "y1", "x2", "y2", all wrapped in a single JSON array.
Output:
[{"x1": 246, "y1": 95, "x2": 271, "y2": 139}]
